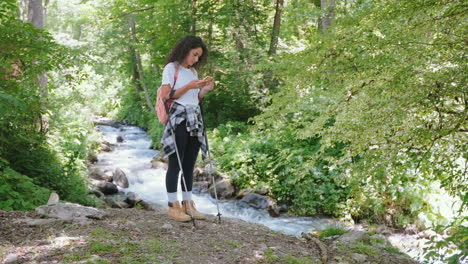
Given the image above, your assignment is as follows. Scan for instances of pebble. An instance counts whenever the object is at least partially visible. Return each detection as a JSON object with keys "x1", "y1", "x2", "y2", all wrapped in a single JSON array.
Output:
[
  {"x1": 351, "y1": 253, "x2": 367, "y2": 263},
  {"x1": 162, "y1": 223, "x2": 173, "y2": 229},
  {"x1": 4, "y1": 253, "x2": 18, "y2": 263}
]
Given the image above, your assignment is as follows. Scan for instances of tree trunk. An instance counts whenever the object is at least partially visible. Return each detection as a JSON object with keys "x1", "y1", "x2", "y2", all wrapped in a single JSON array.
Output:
[
  {"x1": 28, "y1": 0, "x2": 44, "y2": 28},
  {"x1": 268, "y1": 0, "x2": 283, "y2": 56},
  {"x1": 28, "y1": 0, "x2": 49, "y2": 133},
  {"x1": 320, "y1": 0, "x2": 335, "y2": 31},
  {"x1": 190, "y1": 0, "x2": 197, "y2": 34},
  {"x1": 129, "y1": 16, "x2": 157, "y2": 117},
  {"x1": 19, "y1": 0, "x2": 29, "y2": 20},
  {"x1": 128, "y1": 46, "x2": 142, "y2": 94}
]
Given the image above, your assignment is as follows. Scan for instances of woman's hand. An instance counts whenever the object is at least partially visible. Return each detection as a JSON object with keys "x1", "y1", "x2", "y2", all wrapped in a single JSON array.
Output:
[
  {"x1": 188, "y1": 79, "x2": 209, "y2": 89},
  {"x1": 201, "y1": 76, "x2": 214, "y2": 91},
  {"x1": 198, "y1": 77, "x2": 214, "y2": 100},
  {"x1": 201, "y1": 81, "x2": 214, "y2": 91}
]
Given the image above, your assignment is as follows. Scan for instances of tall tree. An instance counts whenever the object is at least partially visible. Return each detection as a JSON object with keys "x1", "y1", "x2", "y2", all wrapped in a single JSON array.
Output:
[
  {"x1": 128, "y1": 15, "x2": 157, "y2": 117},
  {"x1": 268, "y1": 0, "x2": 283, "y2": 56},
  {"x1": 320, "y1": 0, "x2": 335, "y2": 31},
  {"x1": 27, "y1": 0, "x2": 49, "y2": 132},
  {"x1": 27, "y1": 0, "x2": 43, "y2": 28},
  {"x1": 190, "y1": 0, "x2": 197, "y2": 34}
]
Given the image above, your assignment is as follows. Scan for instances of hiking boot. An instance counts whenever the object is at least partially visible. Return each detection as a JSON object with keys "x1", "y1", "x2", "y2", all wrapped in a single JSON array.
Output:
[
  {"x1": 168, "y1": 201, "x2": 191, "y2": 222},
  {"x1": 182, "y1": 200, "x2": 207, "y2": 220}
]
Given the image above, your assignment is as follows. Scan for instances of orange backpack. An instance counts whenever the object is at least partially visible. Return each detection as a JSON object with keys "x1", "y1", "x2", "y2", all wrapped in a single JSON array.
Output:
[{"x1": 156, "y1": 63, "x2": 179, "y2": 124}]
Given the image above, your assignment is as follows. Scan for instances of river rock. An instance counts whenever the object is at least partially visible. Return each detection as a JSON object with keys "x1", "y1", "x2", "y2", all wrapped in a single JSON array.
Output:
[
  {"x1": 240, "y1": 193, "x2": 275, "y2": 210},
  {"x1": 204, "y1": 163, "x2": 217, "y2": 176},
  {"x1": 193, "y1": 166, "x2": 205, "y2": 181},
  {"x1": 89, "y1": 189, "x2": 105, "y2": 198},
  {"x1": 117, "y1": 135, "x2": 124, "y2": 142},
  {"x1": 104, "y1": 192, "x2": 130, "y2": 208},
  {"x1": 98, "y1": 181, "x2": 119, "y2": 195},
  {"x1": 113, "y1": 168, "x2": 129, "y2": 188},
  {"x1": 209, "y1": 179, "x2": 235, "y2": 199},
  {"x1": 254, "y1": 187, "x2": 269, "y2": 195},
  {"x1": 35, "y1": 202, "x2": 106, "y2": 220},
  {"x1": 88, "y1": 153, "x2": 98, "y2": 163},
  {"x1": 139, "y1": 200, "x2": 165, "y2": 212},
  {"x1": 193, "y1": 181, "x2": 210, "y2": 194},
  {"x1": 236, "y1": 188, "x2": 253, "y2": 199},
  {"x1": 337, "y1": 231, "x2": 370, "y2": 244},
  {"x1": 47, "y1": 192, "x2": 60, "y2": 206},
  {"x1": 352, "y1": 253, "x2": 367, "y2": 263},
  {"x1": 101, "y1": 142, "x2": 112, "y2": 152},
  {"x1": 104, "y1": 197, "x2": 130, "y2": 208},
  {"x1": 89, "y1": 168, "x2": 111, "y2": 181},
  {"x1": 126, "y1": 192, "x2": 142, "y2": 207},
  {"x1": 267, "y1": 204, "x2": 280, "y2": 217},
  {"x1": 376, "y1": 225, "x2": 392, "y2": 235}
]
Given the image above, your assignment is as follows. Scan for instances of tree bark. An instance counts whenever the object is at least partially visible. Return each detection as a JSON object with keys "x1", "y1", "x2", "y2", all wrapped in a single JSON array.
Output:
[
  {"x1": 320, "y1": 0, "x2": 335, "y2": 31},
  {"x1": 129, "y1": 16, "x2": 157, "y2": 117},
  {"x1": 128, "y1": 45, "x2": 142, "y2": 94},
  {"x1": 28, "y1": 0, "x2": 49, "y2": 132},
  {"x1": 190, "y1": 0, "x2": 197, "y2": 34},
  {"x1": 19, "y1": 0, "x2": 29, "y2": 20},
  {"x1": 28, "y1": 0, "x2": 44, "y2": 28},
  {"x1": 268, "y1": 0, "x2": 283, "y2": 56}
]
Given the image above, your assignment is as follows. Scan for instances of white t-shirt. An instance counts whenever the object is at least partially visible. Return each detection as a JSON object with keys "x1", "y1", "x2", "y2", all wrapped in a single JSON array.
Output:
[{"x1": 161, "y1": 62, "x2": 199, "y2": 106}]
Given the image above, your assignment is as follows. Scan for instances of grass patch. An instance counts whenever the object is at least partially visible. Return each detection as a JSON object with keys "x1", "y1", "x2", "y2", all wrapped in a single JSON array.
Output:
[
  {"x1": 90, "y1": 227, "x2": 113, "y2": 239},
  {"x1": 145, "y1": 238, "x2": 164, "y2": 254},
  {"x1": 62, "y1": 253, "x2": 83, "y2": 261},
  {"x1": 89, "y1": 241, "x2": 114, "y2": 254},
  {"x1": 227, "y1": 240, "x2": 243, "y2": 248},
  {"x1": 369, "y1": 237, "x2": 385, "y2": 245},
  {"x1": 118, "y1": 242, "x2": 138, "y2": 254},
  {"x1": 260, "y1": 248, "x2": 318, "y2": 264},
  {"x1": 350, "y1": 242, "x2": 379, "y2": 256},
  {"x1": 319, "y1": 225, "x2": 349, "y2": 239},
  {"x1": 385, "y1": 246, "x2": 403, "y2": 255}
]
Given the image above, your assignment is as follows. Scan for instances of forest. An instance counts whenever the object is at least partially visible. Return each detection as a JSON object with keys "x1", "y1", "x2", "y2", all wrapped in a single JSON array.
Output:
[{"x1": 0, "y1": 0, "x2": 466, "y2": 263}]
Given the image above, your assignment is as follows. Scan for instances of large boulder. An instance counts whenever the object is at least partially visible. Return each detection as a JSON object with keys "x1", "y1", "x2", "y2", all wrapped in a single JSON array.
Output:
[
  {"x1": 209, "y1": 179, "x2": 235, "y2": 199},
  {"x1": 125, "y1": 192, "x2": 142, "y2": 207},
  {"x1": 88, "y1": 153, "x2": 98, "y2": 163},
  {"x1": 100, "y1": 141, "x2": 113, "y2": 152},
  {"x1": 89, "y1": 167, "x2": 112, "y2": 181},
  {"x1": 236, "y1": 188, "x2": 253, "y2": 199},
  {"x1": 98, "y1": 181, "x2": 119, "y2": 195},
  {"x1": 193, "y1": 181, "x2": 211, "y2": 194},
  {"x1": 113, "y1": 168, "x2": 129, "y2": 188},
  {"x1": 337, "y1": 231, "x2": 370, "y2": 244},
  {"x1": 35, "y1": 202, "x2": 106, "y2": 220},
  {"x1": 240, "y1": 193, "x2": 277, "y2": 210},
  {"x1": 193, "y1": 166, "x2": 206, "y2": 181}
]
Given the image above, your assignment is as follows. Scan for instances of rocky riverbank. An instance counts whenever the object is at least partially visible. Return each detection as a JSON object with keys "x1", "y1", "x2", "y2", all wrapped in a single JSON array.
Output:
[{"x1": 0, "y1": 199, "x2": 417, "y2": 264}]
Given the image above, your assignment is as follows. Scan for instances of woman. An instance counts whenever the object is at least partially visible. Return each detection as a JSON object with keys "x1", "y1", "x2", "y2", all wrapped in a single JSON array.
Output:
[{"x1": 160, "y1": 35, "x2": 214, "y2": 222}]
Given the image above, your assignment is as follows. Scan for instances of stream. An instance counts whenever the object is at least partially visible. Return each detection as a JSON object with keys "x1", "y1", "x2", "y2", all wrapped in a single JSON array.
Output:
[{"x1": 93, "y1": 117, "x2": 436, "y2": 263}]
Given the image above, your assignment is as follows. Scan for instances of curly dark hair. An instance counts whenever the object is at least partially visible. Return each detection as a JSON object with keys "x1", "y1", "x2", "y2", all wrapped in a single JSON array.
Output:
[{"x1": 166, "y1": 35, "x2": 208, "y2": 70}]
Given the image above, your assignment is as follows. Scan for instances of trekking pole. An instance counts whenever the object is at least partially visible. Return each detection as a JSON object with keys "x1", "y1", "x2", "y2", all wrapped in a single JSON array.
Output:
[
  {"x1": 163, "y1": 99, "x2": 196, "y2": 228},
  {"x1": 199, "y1": 103, "x2": 222, "y2": 224}
]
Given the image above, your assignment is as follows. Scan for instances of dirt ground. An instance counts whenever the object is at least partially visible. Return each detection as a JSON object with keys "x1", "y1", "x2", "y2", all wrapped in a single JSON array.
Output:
[{"x1": 0, "y1": 207, "x2": 416, "y2": 264}]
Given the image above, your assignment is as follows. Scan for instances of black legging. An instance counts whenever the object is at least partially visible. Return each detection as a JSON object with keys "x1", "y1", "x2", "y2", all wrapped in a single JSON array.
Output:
[{"x1": 166, "y1": 121, "x2": 201, "y2": 193}]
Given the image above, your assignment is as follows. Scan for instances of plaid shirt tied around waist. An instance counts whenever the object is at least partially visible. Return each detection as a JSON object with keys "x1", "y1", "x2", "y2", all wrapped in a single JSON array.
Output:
[{"x1": 160, "y1": 102, "x2": 207, "y2": 161}]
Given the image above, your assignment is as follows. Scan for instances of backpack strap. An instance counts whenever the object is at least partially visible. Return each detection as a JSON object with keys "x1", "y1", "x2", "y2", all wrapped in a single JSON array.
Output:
[{"x1": 169, "y1": 63, "x2": 180, "y2": 99}]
